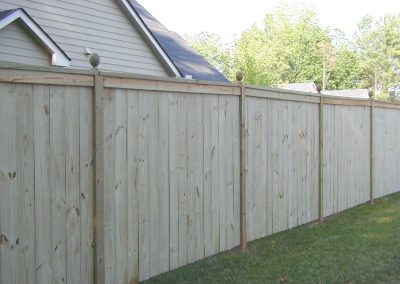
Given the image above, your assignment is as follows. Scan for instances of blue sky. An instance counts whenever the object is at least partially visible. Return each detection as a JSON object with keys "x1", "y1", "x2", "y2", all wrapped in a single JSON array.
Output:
[{"x1": 140, "y1": 0, "x2": 400, "y2": 41}]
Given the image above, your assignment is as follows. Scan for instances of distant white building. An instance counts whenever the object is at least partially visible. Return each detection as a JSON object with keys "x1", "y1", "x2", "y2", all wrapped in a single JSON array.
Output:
[
  {"x1": 322, "y1": 89, "x2": 370, "y2": 99},
  {"x1": 283, "y1": 82, "x2": 318, "y2": 93},
  {"x1": 283, "y1": 82, "x2": 369, "y2": 99}
]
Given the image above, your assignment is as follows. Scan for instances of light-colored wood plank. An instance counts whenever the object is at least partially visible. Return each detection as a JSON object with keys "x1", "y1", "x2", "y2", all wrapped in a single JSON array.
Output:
[
  {"x1": 260, "y1": 99, "x2": 268, "y2": 237},
  {"x1": 149, "y1": 91, "x2": 160, "y2": 278},
  {"x1": 50, "y1": 85, "x2": 67, "y2": 284},
  {"x1": 225, "y1": 96, "x2": 235, "y2": 249},
  {"x1": 138, "y1": 91, "x2": 150, "y2": 281},
  {"x1": 33, "y1": 85, "x2": 52, "y2": 284},
  {"x1": 159, "y1": 93, "x2": 170, "y2": 273},
  {"x1": 115, "y1": 89, "x2": 128, "y2": 283},
  {"x1": 372, "y1": 101, "x2": 400, "y2": 110},
  {"x1": 168, "y1": 94, "x2": 179, "y2": 269},
  {"x1": 210, "y1": 95, "x2": 220, "y2": 254},
  {"x1": 0, "y1": 69, "x2": 94, "y2": 86},
  {"x1": 194, "y1": 94, "x2": 204, "y2": 259},
  {"x1": 246, "y1": 98, "x2": 254, "y2": 241},
  {"x1": 323, "y1": 97, "x2": 371, "y2": 107},
  {"x1": 94, "y1": 75, "x2": 106, "y2": 284},
  {"x1": 65, "y1": 86, "x2": 81, "y2": 284},
  {"x1": 177, "y1": 94, "x2": 188, "y2": 267},
  {"x1": 271, "y1": 100, "x2": 279, "y2": 233},
  {"x1": 104, "y1": 76, "x2": 240, "y2": 96},
  {"x1": 203, "y1": 95, "x2": 213, "y2": 257},
  {"x1": 310, "y1": 103, "x2": 319, "y2": 221},
  {"x1": 266, "y1": 99, "x2": 273, "y2": 236},
  {"x1": 186, "y1": 94, "x2": 196, "y2": 263},
  {"x1": 79, "y1": 86, "x2": 95, "y2": 284},
  {"x1": 127, "y1": 89, "x2": 140, "y2": 283},
  {"x1": 15, "y1": 83, "x2": 35, "y2": 284},
  {"x1": 246, "y1": 88, "x2": 320, "y2": 104},
  {"x1": 287, "y1": 102, "x2": 295, "y2": 229},
  {"x1": 232, "y1": 95, "x2": 241, "y2": 248},
  {"x1": 218, "y1": 96, "x2": 227, "y2": 250},
  {"x1": 0, "y1": 83, "x2": 17, "y2": 284},
  {"x1": 103, "y1": 88, "x2": 117, "y2": 283}
]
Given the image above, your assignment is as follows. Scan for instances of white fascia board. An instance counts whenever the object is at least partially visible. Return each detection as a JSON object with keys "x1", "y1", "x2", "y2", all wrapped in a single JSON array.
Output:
[
  {"x1": 0, "y1": 9, "x2": 70, "y2": 67},
  {"x1": 118, "y1": 0, "x2": 181, "y2": 78}
]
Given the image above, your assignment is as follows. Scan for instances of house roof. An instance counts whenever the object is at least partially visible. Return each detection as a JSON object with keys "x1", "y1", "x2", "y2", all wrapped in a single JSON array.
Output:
[
  {"x1": 0, "y1": 8, "x2": 70, "y2": 66},
  {"x1": 283, "y1": 82, "x2": 318, "y2": 93},
  {"x1": 127, "y1": 0, "x2": 229, "y2": 83},
  {"x1": 323, "y1": 89, "x2": 370, "y2": 99}
]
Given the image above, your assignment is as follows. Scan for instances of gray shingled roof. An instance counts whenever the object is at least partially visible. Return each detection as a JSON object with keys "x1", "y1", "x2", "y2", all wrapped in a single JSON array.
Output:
[
  {"x1": 283, "y1": 82, "x2": 318, "y2": 93},
  {"x1": 323, "y1": 89, "x2": 370, "y2": 99},
  {"x1": 128, "y1": 0, "x2": 229, "y2": 83},
  {"x1": 0, "y1": 9, "x2": 18, "y2": 19}
]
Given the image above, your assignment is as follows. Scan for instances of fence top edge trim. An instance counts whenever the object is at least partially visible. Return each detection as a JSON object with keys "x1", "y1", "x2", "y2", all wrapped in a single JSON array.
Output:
[{"x1": 0, "y1": 62, "x2": 398, "y2": 108}]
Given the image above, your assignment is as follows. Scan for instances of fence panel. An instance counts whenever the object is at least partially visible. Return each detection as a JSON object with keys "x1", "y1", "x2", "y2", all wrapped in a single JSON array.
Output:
[
  {"x1": 245, "y1": 89, "x2": 319, "y2": 242},
  {"x1": 323, "y1": 104, "x2": 371, "y2": 217},
  {"x1": 373, "y1": 107, "x2": 400, "y2": 198},
  {"x1": 0, "y1": 82, "x2": 94, "y2": 284},
  {"x1": 1, "y1": 67, "x2": 400, "y2": 283},
  {"x1": 101, "y1": 85, "x2": 240, "y2": 282}
]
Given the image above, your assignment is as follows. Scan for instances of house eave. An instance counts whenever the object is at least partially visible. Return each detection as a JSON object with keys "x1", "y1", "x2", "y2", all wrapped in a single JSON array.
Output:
[{"x1": 0, "y1": 9, "x2": 71, "y2": 67}]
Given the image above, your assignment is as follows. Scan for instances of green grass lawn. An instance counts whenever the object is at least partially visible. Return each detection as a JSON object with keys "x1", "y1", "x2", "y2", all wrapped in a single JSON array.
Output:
[{"x1": 145, "y1": 193, "x2": 400, "y2": 283}]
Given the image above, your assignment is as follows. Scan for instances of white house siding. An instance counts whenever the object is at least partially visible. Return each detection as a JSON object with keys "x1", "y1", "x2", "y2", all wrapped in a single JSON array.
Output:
[
  {"x1": 0, "y1": 21, "x2": 50, "y2": 66},
  {"x1": 0, "y1": 0, "x2": 169, "y2": 76}
]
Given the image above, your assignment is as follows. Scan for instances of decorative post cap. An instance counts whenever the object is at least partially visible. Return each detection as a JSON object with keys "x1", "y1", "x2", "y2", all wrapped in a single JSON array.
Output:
[
  {"x1": 89, "y1": 53, "x2": 100, "y2": 68},
  {"x1": 236, "y1": 71, "x2": 244, "y2": 82}
]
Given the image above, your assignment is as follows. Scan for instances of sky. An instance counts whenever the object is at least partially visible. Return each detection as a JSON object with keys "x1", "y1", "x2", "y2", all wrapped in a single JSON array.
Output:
[{"x1": 139, "y1": 0, "x2": 400, "y2": 42}]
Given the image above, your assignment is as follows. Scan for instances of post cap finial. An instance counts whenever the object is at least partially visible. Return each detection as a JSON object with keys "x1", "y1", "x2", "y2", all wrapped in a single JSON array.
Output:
[
  {"x1": 90, "y1": 53, "x2": 100, "y2": 68},
  {"x1": 236, "y1": 71, "x2": 244, "y2": 82}
]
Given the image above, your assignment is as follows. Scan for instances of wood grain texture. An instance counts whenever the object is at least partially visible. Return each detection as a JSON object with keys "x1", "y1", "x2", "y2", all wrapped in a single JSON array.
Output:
[
  {"x1": 1, "y1": 70, "x2": 400, "y2": 284},
  {"x1": 373, "y1": 107, "x2": 400, "y2": 198}
]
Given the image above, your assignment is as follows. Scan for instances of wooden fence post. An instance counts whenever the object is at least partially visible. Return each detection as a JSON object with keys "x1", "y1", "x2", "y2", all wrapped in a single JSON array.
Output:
[
  {"x1": 93, "y1": 73, "x2": 105, "y2": 284},
  {"x1": 239, "y1": 81, "x2": 247, "y2": 250},
  {"x1": 318, "y1": 93, "x2": 324, "y2": 223},
  {"x1": 370, "y1": 101, "x2": 374, "y2": 204}
]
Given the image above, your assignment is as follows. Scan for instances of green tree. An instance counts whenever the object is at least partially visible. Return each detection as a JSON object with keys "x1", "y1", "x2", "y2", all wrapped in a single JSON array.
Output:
[
  {"x1": 184, "y1": 32, "x2": 234, "y2": 79},
  {"x1": 355, "y1": 14, "x2": 400, "y2": 100},
  {"x1": 233, "y1": 3, "x2": 331, "y2": 86}
]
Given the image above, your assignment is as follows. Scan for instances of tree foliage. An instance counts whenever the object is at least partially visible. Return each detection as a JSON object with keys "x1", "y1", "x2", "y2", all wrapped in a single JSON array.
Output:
[{"x1": 185, "y1": 5, "x2": 400, "y2": 101}]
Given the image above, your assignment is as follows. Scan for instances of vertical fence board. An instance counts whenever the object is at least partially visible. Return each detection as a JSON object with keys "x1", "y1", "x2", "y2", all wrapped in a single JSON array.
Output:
[
  {"x1": 50, "y1": 85, "x2": 67, "y2": 284},
  {"x1": 194, "y1": 95, "x2": 205, "y2": 259},
  {"x1": 187, "y1": 94, "x2": 196, "y2": 263},
  {"x1": 127, "y1": 90, "x2": 139, "y2": 283},
  {"x1": 33, "y1": 85, "x2": 52, "y2": 284},
  {"x1": 0, "y1": 83, "x2": 17, "y2": 284},
  {"x1": 115, "y1": 89, "x2": 128, "y2": 283},
  {"x1": 168, "y1": 94, "x2": 179, "y2": 269},
  {"x1": 177, "y1": 94, "x2": 188, "y2": 267},
  {"x1": 210, "y1": 95, "x2": 220, "y2": 254},
  {"x1": 203, "y1": 95, "x2": 212, "y2": 257},
  {"x1": 15, "y1": 84, "x2": 35, "y2": 284},
  {"x1": 148, "y1": 92, "x2": 160, "y2": 278},
  {"x1": 103, "y1": 88, "x2": 117, "y2": 283},
  {"x1": 159, "y1": 93, "x2": 170, "y2": 273},
  {"x1": 138, "y1": 91, "x2": 150, "y2": 281},
  {"x1": 218, "y1": 96, "x2": 227, "y2": 250},
  {"x1": 65, "y1": 87, "x2": 81, "y2": 284},
  {"x1": 233, "y1": 96, "x2": 241, "y2": 248},
  {"x1": 79, "y1": 87, "x2": 95, "y2": 284}
]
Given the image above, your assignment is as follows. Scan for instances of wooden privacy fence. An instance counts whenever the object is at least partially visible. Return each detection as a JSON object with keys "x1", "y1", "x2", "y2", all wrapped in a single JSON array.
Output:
[{"x1": 0, "y1": 65, "x2": 399, "y2": 283}]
